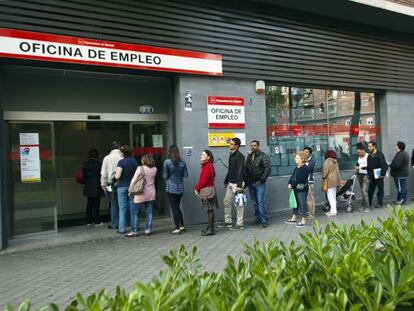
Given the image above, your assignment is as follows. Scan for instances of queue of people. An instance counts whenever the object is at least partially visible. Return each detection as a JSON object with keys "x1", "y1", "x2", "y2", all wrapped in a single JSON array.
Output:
[{"x1": 79, "y1": 138, "x2": 410, "y2": 237}]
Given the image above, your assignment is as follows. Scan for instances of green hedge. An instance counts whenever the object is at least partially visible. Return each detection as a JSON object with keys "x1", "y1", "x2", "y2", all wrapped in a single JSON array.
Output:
[{"x1": 9, "y1": 208, "x2": 414, "y2": 311}]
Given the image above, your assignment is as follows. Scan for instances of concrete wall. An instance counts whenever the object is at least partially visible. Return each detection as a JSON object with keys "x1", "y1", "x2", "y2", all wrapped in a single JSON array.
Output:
[{"x1": 380, "y1": 91, "x2": 414, "y2": 200}]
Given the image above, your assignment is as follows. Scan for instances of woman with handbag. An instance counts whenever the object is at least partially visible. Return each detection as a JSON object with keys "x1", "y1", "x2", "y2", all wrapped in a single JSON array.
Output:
[
  {"x1": 285, "y1": 151, "x2": 310, "y2": 228},
  {"x1": 195, "y1": 150, "x2": 217, "y2": 236},
  {"x1": 322, "y1": 150, "x2": 341, "y2": 217},
  {"x1": 128, "y1": 154, "x2": 157, "y2": 236},
  {"x1": 163, "y1": 145, "x2": 188, "y2": 235}
]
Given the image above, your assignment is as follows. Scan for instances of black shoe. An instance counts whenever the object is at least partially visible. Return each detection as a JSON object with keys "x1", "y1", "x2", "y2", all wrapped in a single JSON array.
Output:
[
  {"x1": 261, "y1": 222, "x2": 268, "y2": 228},
  {"x1": 375, "y1": 204, "x2": 383, "y2": 208},
  {"x1": 201, "y1": 227, "x2": 215, "y2": 236}
]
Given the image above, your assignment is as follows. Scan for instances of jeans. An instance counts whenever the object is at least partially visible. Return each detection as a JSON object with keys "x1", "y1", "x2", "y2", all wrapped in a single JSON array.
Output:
[
  {"x1": 393, "y1": 177, "x2": 407, "y2": 204},
  {"x1": 292, "y1": 190, "x2": 309, "y2": 218},
  {"x1": 357, "y1": 174, "x2": 369, "y2": 208},
  {"x1": 168, "y1": 193, "x2": 184, "y2": 229},
  {"x1": 368, "y1": 178, "x2": 384, "y2": 206},
  {"x1": 248, "y1": 182, "x2": 268, "y2": 224},
  {"x1": 107, "y1": 190, "x2": 119, "y2": 229},
  {"x1": 136, "y1": 201, "x2": 154, "y2": 233},
  {"x1": 117, "y1": 187, "x2": 134, "y2": 233},
  {"x1": 86, "y1": 197, "x2": 100, "y2": 224}
]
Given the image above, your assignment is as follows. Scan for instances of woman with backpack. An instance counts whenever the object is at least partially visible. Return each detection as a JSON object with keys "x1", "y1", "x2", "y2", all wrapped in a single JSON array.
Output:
[
  {"x1": 128, "y1": 154, "x2": 157, "y2": 237},
  {"x1": 163, "y1": 145, "x2": 188, "y2": 235},
  {"x1": 195, "y1": 150, "x2": 217, "y2": 236}
]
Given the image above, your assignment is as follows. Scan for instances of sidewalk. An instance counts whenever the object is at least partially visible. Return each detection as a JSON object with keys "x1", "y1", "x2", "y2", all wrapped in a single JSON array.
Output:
[{"x1": 0, "y1": 206, "x2": 392, "y2": 310}]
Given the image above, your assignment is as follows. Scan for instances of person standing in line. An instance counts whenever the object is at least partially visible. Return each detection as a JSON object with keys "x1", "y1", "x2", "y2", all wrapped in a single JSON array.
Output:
[
  {"x1": 322, "y1": 150, "x2": 341, "y2": 217},
  {"x1": 285, "y1": 151, "x2": 310, "y2": 228},
  {"x1": 115, "y1": 145, "x2": 137, "y2": 234},
  {"x1": 100, "y1": 141, "x2": 122, "y2": 230},
  {"x1": 367, "y1": 141, "x2": 388, "y2": 208},
  {"x1": 128, "y1": 154, "x2": 157, "y2": 237},
  {"x1": 163, "y1": 145, "x2": 188, "y2": 234},
  {"x1": 244, "y1": 140, "x2": 271, "y2": 228},
  {"x1": 389, "y1": 141, "x2": 409, "y2": 205},
  {"x1": 83, "y1": 149, "x2": 104, "y2": 226},
  {"x1": 219, "y1": 138, "x2": 245, "y2": 230},
  {"x1": 303, "y1": 147, "x2": 316, "y2": 219},
  {"x1": 195, "y1": 150, "x2": 217, "y2": 236},
  {"x1": 354, "y1": 144, "x2": 370, "y2": 213}
]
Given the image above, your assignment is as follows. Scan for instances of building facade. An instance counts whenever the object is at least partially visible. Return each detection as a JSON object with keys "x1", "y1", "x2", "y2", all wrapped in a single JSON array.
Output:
[{"x1": 1, "y1": 0, "x2": 414, "y2": 249}]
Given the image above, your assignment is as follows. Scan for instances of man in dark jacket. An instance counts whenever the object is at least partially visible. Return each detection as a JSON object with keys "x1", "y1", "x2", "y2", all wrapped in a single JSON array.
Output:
[
  {"x1": 244, "y1": 140, "x2": 271, "y2": 228},
  {"x1": 303, "y1": 147, "x2": 316, "y2": 218},
  {"x1": 367, "y1": 141, "x2": 388, "y2": 208},
  {"x1": 220, "y1": 137, "x2": 245, "y2": 230},
  {"x1": 389, "y1": 141, "x2": 409, "y2": 205}
]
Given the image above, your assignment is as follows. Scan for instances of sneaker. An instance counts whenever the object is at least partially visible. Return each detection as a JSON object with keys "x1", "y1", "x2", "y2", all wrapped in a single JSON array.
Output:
[
  {"x1": 86, "y1": 223, "x2": 94, "y2": 226},
  {"x1": 144, "y1": 230, "x2": 151, "y2": 236},
  {"x1": 179, "y1": 226, "x2": 186, "y2": 232},
  {"x1": 125, "y1": 231, "x2": 138, "y2": 237},
  {"x1": 94, "y1": 222, "x2": 103, "y2": 226},
  {"x1": 230, "y1": 225, "x2": 244, "y2": 231},
  {"x1": 284, "y1": 219, "x2": 297, "y2": 224},
  {"x1": 170, "y1": 229, "x2": 181, "y2": 235},
  {"x1": 296, "y1": 222, "x2": 306, "y2": 228},
  {"x1": 217, "y1": 222, "x2": 233, "y2": 228},
  {"x1": 325, "y1": 212, "x2": 337, "y2": 217},
  {"x1": 306, "y1": 214, "x2": 315, "y2": 220}
]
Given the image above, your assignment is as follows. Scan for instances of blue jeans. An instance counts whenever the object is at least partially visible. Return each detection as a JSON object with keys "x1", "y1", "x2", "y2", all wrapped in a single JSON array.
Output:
[
  {"x1": 293, "y1": 190, "x2": 309, "y2": 218},
  {"x1": 117, "y1": 187, "x2": 134, "y2": 233},
  {"x1": 248, "y1": 182, "x2": 269, "y2": 224},
  {"x1": 135, "y1": 201, "x2": 154, "y2": 233},
  {"x1": 107, "y1": 190, "x2": 119, "y2": 229},
  {"x1": 394, "y1": 177, "x2": 407, "y2": 204}
]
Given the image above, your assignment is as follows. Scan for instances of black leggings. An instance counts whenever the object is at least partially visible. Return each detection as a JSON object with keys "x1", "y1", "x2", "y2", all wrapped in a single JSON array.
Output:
[
  {"x1": 168, "y1": 193, "x2": 184, "y2": 229},
  {"x1": 86, "y1": 197, "x2": 101, "y2": 224}
]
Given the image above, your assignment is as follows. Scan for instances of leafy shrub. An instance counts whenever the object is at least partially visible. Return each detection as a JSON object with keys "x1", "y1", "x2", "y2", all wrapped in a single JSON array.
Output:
[{"x1": 9, "y1": 207, "x2": 414, "y2": 310}]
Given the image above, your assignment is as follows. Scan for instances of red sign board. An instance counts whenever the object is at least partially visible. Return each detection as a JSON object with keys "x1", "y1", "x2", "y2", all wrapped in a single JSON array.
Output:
[
  {"x1": 0, "y1": 28, "x2": 223, "y2": 76},
  {"x1": 207, "y1": 96, "x2": 245, "y2": 129}
]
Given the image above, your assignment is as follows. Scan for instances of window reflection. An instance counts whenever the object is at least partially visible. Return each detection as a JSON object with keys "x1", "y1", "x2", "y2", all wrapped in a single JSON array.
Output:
[{"x1": 266, "y1": 86, "x2": 378, "y2": 176}]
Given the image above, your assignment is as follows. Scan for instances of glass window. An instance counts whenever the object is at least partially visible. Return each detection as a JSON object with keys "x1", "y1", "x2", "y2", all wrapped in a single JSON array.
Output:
[{"x1": 266, "y1": 86, "x2": 378, "y2": 176}]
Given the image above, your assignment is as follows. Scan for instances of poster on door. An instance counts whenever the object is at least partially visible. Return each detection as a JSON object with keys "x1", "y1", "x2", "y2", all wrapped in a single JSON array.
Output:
[{"x1": 20, "y1": 146, "x2": 41, "y2": 183}]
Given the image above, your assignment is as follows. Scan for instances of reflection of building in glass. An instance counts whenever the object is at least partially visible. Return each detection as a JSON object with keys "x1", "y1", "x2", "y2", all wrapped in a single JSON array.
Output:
[{"x1": 266, "y1": 85, "x2": 378, "y2": 176}]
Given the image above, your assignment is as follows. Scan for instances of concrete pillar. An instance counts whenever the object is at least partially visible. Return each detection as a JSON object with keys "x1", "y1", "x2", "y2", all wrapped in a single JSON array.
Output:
[{"x1": 0, "y1": 67, "x2": 7, "y2": 249}]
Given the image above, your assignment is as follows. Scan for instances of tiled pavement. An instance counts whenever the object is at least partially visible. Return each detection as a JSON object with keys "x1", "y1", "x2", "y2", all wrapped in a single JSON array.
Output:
[{"x1": 0, "y1": 205, "x2": 393, "y2": 310}]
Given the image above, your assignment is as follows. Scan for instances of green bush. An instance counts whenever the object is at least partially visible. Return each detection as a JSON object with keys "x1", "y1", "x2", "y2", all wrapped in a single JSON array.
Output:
[{"x1": 9, "y1": 207, "x2": 414, "y2": 311}]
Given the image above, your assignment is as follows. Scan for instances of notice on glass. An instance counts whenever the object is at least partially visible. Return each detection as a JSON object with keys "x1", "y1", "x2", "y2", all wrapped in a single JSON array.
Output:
[
  {"x1": 152, "y1": 135, "x2": 163, "y2": 148},
  {"x1": 19, "y1": 133, "x2": 39, "y2": 145},
  {"x1": 20, "y1": 146, "x2": 41, "y2": 183}
]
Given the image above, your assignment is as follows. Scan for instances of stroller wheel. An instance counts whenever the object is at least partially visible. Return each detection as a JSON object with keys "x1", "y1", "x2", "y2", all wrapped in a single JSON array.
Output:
[
  {"x1": 321, "y1": 202, "x2": 330, "y2": 212},
  {"x1": 346, "y1": 205, "x2": 353, "y2": 213}
]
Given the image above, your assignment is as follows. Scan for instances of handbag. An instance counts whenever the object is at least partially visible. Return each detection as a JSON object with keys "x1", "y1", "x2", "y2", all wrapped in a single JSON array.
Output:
[
  {"x1": 322, "y1": 178, "x2": 328, "y2": 193},
  {"x1": 74, "y1": 166, "x2": 85, "y2": 184},
  {"x1": 198, "y1": 187, "x2": 216, "y2": 200},
  {"x1": 130, "y1": 166, "x2": 146, "y2": 194}
]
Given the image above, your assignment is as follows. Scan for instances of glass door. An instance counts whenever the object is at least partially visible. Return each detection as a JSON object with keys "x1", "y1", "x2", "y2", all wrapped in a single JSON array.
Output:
[
  {"x1": 130, "y1": 122, "x2": 168, "y2": 217},
  {"x1": 7, "y1": 122, "x2": 57, "y2": 235}
]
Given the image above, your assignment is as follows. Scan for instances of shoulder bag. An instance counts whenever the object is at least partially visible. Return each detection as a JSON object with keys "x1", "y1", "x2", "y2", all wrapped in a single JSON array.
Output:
[
  {"x1": 130, "y1": 166, "x2": 146, "y2": 194},
  {"x1": 198, "y1": 163, "x2": 216, "y2": 200},
  {"x1": 322, "y1": 178, "x2": 328, "y2": 193}
]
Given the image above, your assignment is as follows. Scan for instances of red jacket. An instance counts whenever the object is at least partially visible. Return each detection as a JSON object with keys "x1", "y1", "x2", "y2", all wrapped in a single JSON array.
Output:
[{"x1": 195, "y1": 161, "x2": 215, "y2": 192}]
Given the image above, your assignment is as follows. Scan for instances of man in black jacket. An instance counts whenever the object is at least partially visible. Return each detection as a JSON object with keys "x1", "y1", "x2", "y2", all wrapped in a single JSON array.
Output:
[
  {"x1": 244, "y1": 140, "x2": 271, "y2": 228},
  {"x1": 220, "y1": 137, "x2": 245, "y2": 230},
  {"x1": 389, "y1": 141, "x2": 409, "y2": 205},
  {"x1": 367, "y1": 141, "x2": 388, "y2": 208}
]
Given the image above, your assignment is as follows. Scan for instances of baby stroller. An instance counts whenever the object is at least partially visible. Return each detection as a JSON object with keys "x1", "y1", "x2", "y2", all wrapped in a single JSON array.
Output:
[{"x1": 322, "y1": 175, "x2": 357, "y2": 213}]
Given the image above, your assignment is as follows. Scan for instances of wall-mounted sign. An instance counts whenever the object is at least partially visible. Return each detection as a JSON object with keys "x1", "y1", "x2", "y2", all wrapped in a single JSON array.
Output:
[
  {"x1": 184, "y1": 90, "x2": 193, "y2": 111},
  {"x1": 139, "y1": 105, "x2": 154, "y2": 114},
  {"x1": 0, "y1": 28, "x2": 223, "y2": 76},
  {"x1": 207, "y1": 96, "x2": 245, "y2": 129},
  {"x1": 208, "y1": 133, "x2": 246, "y2": 147}
]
